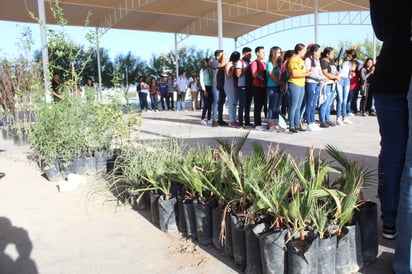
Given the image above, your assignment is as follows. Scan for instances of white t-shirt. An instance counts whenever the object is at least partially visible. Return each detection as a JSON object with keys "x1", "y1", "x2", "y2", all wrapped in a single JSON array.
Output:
[
  {"x1": 189, "y1": 77, "x2": 199, "y2": 92},
  {"x1": 140, "y1": 82, "x2": 150, "y2": 94}
]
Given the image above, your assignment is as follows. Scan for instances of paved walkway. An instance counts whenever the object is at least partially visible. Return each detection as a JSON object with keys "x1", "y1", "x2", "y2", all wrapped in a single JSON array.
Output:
[{"x1": 0, "y1": 109, "x2": 396, "y2": 273}]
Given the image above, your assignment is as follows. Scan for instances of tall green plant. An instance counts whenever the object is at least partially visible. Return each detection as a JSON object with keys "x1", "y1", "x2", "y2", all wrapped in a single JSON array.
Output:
[
  {"x1": 325, "y1": 144, "x2": 375, "y2": 236},
  {"x1": 250, "y1": 147, "x2": 294, "y2": 230}
]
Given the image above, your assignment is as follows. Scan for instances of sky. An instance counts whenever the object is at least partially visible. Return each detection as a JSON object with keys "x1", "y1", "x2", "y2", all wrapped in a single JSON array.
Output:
[{"x1": 0, "y1": 13, "x2": 376, "y2": 63}]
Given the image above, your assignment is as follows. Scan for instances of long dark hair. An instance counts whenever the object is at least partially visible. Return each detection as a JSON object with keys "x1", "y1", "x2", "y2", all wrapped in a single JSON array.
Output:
[
  {"x1": 321, "y1": 47, "x2": 334, "y2": 59},
  {"x1": 268, "y1": 46, "x2": 282, "y2": 68},
  {"x1": 304, "y1": 43, "x2": 321, "y2": 67}
]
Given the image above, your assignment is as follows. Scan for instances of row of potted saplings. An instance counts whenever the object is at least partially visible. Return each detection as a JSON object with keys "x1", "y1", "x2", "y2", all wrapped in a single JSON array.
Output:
[{"x1": 106, "y1": 134, "x2": 379, "y2": 274}]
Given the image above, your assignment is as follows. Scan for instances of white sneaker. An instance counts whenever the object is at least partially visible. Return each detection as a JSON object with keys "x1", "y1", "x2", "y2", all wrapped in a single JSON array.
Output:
[
  {"x1": 207, "y1": 120, "x2": 213, "y2": 126},
  {"x1": 307, "y1": 124, "x2": 321, "y2": 131},
  {"x1": 336, "y1": 117, "x2": 343, "y2": 125},
  {"x1": 343, "y1": 118, "x2": 353, "y2": 124},
  {"x1": 200, "y1": 120, "x2": 207, "y2": 126},
  {"x1": 255, "y1": 125, "x2": 267, "y2": 131}
]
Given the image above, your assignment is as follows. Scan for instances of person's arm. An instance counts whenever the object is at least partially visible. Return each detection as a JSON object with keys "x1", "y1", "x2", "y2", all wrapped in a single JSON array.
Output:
[
  {"x1": 199, "y1": 69, "x2": 205, "y2": 91},
  {"x1": 267, "y1": 63, "x2": 281, "y2": 84},
  {"x1": 51, "y1": 90, "x2": 62, "y2": 100},
  {"x1": 51, "y1": 82, "x2": 63, "y2": 99},
  {"x1": 290, "y1": 59, "x2": 312, "y2": 78},
  {"x1": 235, "y1": 61, "x2": 243, "y2": 78},
  {"x1": 250, "y1": 61, "x2": 260, "y2": 78}
]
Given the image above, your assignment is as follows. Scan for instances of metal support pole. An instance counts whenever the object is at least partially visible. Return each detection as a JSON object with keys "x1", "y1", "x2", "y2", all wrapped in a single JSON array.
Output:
[
  {"x1": 37, "y1": 0, "x2": 51, "y2": 102},
  {"x1": 96, "y1": 28, "x2": 102, "y2": 88},
  {"x1": 314, "y1": 0, "x2": 319, "y2": 44},
  {"x1": 217, "y1": 0, "x2": 223, "y2": 49},
  {"x1": 175, "y1": 33, "x2": 179, "y2": 79}
]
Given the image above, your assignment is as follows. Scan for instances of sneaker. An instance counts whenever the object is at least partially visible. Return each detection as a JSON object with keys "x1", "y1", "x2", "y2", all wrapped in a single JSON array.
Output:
[
  {"x1": 336, "y1": 117, "x2": 343, "y2": 125},
  {"x1": 243, "y1": 123, "x2": 254, "y2": 129},
  {"x1": 320, "y1": 122, "x2": 330, "y2": 128},
  {"x1": 310, "y1": 124, "x2": 322, "y2": 131},
  {"x1": 348, "y1": 112, "x2": 355, "y2": 116},
  {"x1": 289, "y1": 128, "x2": 298, "y2": 133},
  {"x1": 255, "y1": 125, "x2": 267, "y2": 131},
  {"x1": 382, "y1": 225, "x2": 398, "y2": 240},
  {"x1": 326, "y1": 120, "x2": 335, "y2": 127},
  {"x1": 200, "y1": 120, "x2": 207, "y2": 126},
  {"x1": 343, "y1": 118, "x2": 353, "y2": 125},
  {"x1": 207, "y1": 120, "x2": 213, "y2": 126},
  {"x1": 229, "y1": 121, "x2": 239, "y2": 128},
  {"x1": 297, "y1": 127, "x2": 306, "y2": 132},
  {"x1": 212, "y1": 121, "x2": 219, "y2": 127},
  {"x1": 218, "y1": 121, "x2": 229, "y2": 126}
]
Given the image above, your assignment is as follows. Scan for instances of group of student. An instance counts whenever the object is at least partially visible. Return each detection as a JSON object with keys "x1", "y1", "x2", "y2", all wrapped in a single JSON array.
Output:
[
  {"x1": 194, "y1": 44, "x2": 376, "y2": 133},
  {"x1": 136, "y1": 72, "x2": 201, "y2": 112}
]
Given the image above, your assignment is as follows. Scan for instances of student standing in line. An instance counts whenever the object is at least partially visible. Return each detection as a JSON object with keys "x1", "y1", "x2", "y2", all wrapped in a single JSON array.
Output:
[
  {"x1": 369, "y1": 0, "x2": 412, "y2": 272},
  {"x1": 287, "y1": 43, "x2": 312, "y2": 133}
]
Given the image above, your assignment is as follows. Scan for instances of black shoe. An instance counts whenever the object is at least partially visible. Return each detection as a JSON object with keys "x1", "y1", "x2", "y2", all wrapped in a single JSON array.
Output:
[
  {"x1": 218, "y1": 121, "x2": 229, "y2": 126},
  {"x1": 289, "y1": 128, "x2": 298, "y2": 133},
  {"x1": 244, "y1": 123, "x2": 254, "y2": 129},
  {"x1": 297, "y1": 127, "x2": 306, "y2": 132},
  {"x1": 326, "y1": 121, "x2": 335, "y2": 127},
  {"x1": 382, "y1": 225, "x2": 397, "y2": 240},
  {"x1": 319, "y1": 122, "x2": 329, "y2": 128},
  {"x1": 0, "y1": 172, "x2": 5, "y2": 179}
]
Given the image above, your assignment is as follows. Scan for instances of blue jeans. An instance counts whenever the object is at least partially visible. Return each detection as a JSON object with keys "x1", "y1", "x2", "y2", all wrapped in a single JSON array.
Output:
[
  {"x1": 347, "y1": 88, "x2": 359, "y2": 113},
  {"x1": 336, "y1": 77, "x2": 350, "y2": 119},
  {"x1": 150, "y1": 94, "x2": 159, "y2": 110},
  {"x1": 212, "y1": 88, "x2": 220, "y2": 121},
  {"x1": 267, "y1": 86, "x2": 284, "y2": 123},
  {"x1": 226, "y1": 90, "x2": 237, "y2": 123},
  {"x1": 375, "y1": 93, "x2": 408, "y2": 228},
  {"x1": 394, "y1": 75, "x2": 412, "y2": 274},
  {"x1": 318, "y1": 83, "x2": 334, "y2": 123},
  {"x1": 288, "y1": 82, "x2": 305, "y2": 129},
  {"x1": 201, "y1": 86, "x2": 212, "y2": 121},
  {"x1": 237, "y1": 86, "x2": 248, "y2": 125},
  {"x1": 139, "y1": 92, "x2": 149, "y2": 110},
  {"x1": 305, "y1": 82, "x2": 321, "y2": 124},
  {"x1": 176, "y1": 92, "x2": 186, "y2": 111}
]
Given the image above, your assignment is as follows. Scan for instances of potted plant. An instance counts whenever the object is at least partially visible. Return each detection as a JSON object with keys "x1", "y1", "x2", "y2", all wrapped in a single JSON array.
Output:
[
  {"x1": 177, "y1": 144, "x2": 226, "y2": 246},
  {"x1": 325, "y1": 144, "x2": 375, "y2": 273}
]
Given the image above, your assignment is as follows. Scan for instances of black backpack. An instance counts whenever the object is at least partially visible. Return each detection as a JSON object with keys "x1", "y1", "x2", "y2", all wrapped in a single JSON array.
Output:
[{"x1": 242, "y1": 59, "x2": 253, "y2": 89}]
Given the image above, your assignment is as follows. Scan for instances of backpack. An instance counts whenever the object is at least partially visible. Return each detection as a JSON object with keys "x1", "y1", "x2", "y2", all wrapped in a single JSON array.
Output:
[
  {"x1": 252, "y1": 60, "x2": 267, "y2": 89},
  {"x1": 279, "y1": 59, "x2": 290, "y2": 85},
  {"x1": 278, "y1": 60, "x2": 290, "y2": 92},
  {"x1": 241, "y1": 59, "x2": 253, "y2": 89}
]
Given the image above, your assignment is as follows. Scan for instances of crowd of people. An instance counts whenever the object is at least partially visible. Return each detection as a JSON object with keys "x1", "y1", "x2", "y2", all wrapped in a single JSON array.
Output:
[{"x1": 136, "y1": 44, "x2": 376, "y2": 133}]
